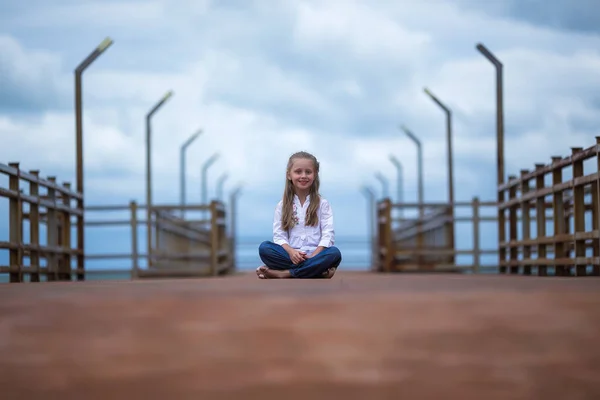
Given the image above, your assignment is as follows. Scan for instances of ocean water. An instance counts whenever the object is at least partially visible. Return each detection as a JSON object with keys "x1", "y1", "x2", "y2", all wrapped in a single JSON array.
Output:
[
  {"x1": 3, "y1": 233, "x2": 574, "y2": 283},
  {"x1": 0, "y1": 236, "x2": 373, "y2": 283}
]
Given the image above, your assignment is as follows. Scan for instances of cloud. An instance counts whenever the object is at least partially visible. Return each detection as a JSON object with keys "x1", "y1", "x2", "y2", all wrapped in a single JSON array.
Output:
[
  {"x1": 458, "y1": 0, "x2": 600, "y2": 35},
  {"x1": 0, "y1": 35, "x2": 69, "y2": 113},
  {"x1": 1, "y1": 0, "x2": 599, "y2": 244}
]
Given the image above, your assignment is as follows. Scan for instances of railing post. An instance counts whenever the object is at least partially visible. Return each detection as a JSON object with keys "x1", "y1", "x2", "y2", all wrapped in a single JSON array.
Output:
[
  {"x1": 508, "y1": 175, "x2": 518, "y2": 274},
  {"x1": 472, "y1": 197, "x2": 480, "y2": 273},
  {"x1": 498, "y1": 184, "x2": 507, "y2": 274},
  {"x1": 551, "y1": 156, "x2": 567, "y2": 276},
  {"x1": 210, "y1": 201, "x2": 218, "y2": 276},
  {"x1": 61, "y1": 182, "x2": 73, "y2": 281},
  {"x1": 534, "y1": 164, "x2": 548, "y2": 276},
  {"x1": 416, "y1": 205, "x2": 424, "y2": 269},
  {"x1": 384, "y1": 198, "x2": 393, "y2": 272},
  {"x1": 571, "y1": 147, "x2": 586, "y2": 276},
  {"x1": 29, "y1": 170, "x2": 41, "y2": 282},
  {"x1": 8, "y1": 163, "x2": 22, "y2": 283},
  {"x1": 376, "y1": 201, "x2": 384, "y2": 272},
  {"x1": 520, "y1": 170, "x2": 532, "y2": 275},
  {"x1": 46, "y1": 177, "x2": 58, "y2": 281},
  {"x1": 130, "y1": 201, "x2": 139, "y2": 279},
  {"x1": 230, "y1": 194, "x2": 237, "y2": 271},
  {"x1": 594, "y1": 137, "x2": 600, "y2": 276}
]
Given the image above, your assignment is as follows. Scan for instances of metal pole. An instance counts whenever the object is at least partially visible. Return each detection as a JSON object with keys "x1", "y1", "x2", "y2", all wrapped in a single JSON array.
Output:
[
  {"x1": 201, "y1": 153, "x2": 220, "y2": 206},
  {"x1": 476, "y1": 42, "x2": 505, "y2": 273},
  {"x1": 424, "y1": 87, "x2": 455, "y2": 263},
  {"x1": 424, "y1": 88, "x2": 454, "y2": 207},
  {"x1": 74, "y1": 37, "x2": 113, "y2": 281},
  {"x1": 145, "y1": 90, "x2": 174, "y2": 268},
  {"x1": 400, "y1": 125, "x2": 424, "y2": 218},
  {"x1": 180, "y1": 129, "x2": 202, "y2": 217},
  {"x1": 216, "y1": 172, "x2": 229, "y2": 202},
  {"x1": 388, "y1": 155, "x2": 404, "y2": 217},
  {"x1": 361, "y1": 185, "x2": 376, "y2": 269},
  {"x1": 476, "y1": 43, "x2": 504, "y2": 189},
  {"x1": 229, "y1": 185, "x2": 243, "y2": 269},
  {"x1": 374, "y1": 172, "x2": 389, "y2": 199}
]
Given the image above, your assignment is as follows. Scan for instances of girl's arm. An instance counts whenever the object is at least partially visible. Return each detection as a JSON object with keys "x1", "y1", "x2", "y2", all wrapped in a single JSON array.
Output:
[
  {"x1": 309, "y1": 246, "x2": 326, "y2": 258},
  {"x1": 272, "y1": 201, "x2": 289, "y2": 246},
  {"x1": 318, "y1": 199, "x2": 335, "y2": 248}
]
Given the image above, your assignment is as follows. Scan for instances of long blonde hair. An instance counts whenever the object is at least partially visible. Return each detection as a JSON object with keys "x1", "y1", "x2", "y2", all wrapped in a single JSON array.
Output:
[{"x1": 281, "y1": 151, "x2": 321, "y2": 231}]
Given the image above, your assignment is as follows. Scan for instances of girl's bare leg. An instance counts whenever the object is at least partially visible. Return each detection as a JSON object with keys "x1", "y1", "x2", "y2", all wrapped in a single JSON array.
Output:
[
  {"x1": 263, "y1": 268, "x2": 292, "y2": 279},
  {"x1": 256, "y1": 265, "x2": 268, "y2": 279},
  {"x1": 322, "y1": 267, "x2": 337, "y2": 279}
]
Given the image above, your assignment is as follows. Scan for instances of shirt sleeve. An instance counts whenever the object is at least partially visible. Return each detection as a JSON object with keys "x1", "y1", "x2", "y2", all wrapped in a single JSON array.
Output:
[
  {"x1": 318, "y1": 199, "x2": 335, "y2": 248},
  {"x1": 272, "y1": 201, "x2": 289, "y2": 246}
]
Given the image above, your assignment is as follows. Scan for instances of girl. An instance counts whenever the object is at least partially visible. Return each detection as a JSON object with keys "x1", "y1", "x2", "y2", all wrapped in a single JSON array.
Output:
[{"x1": 256, "y1": 151, "x2": 342, "y2": 279}]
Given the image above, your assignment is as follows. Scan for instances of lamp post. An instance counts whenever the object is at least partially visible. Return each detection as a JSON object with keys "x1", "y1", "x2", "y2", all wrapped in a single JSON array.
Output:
[
  {"x1": 361, "y1": 185, "x2": 376, "y2": 270},
  {"x1": 400, "y1": 125, "x2": 424, "y2": 218},
  {"x1": 423, "y1": 88, "x2": 454, "y2": 208},
  {"x1": 229, "y1": 185, "x2": 243, "y2": 270},
  {"x1": 145, "y1": 90, "x2": 174, "y2": 267},
  {"x1": 180, "y1": 129, "x2": 202, "y2": 217},
  {"x1": 424, "y1": 87, "x2": 455, "y2": 263},
  {"x1": 476, "y1": 42, "x2": 506, "y2": 273},
  {"x1": 388, "y1": 155, "x2": 404, "y2": 217},
  {"x1": 476, "y1": 43, "x2": 504, "y2": 191},
  {"x1": 216, "y1": 172, "x2": 229, "y2": 202},
  {"x1": 74, "y1": 37, "x2": 113, "y2": 281},
  {"x1": 201, "y1": 153, "x2": 220, "y2": 207},
  {"x1": 374, "y1": 171, "x2": 389, "y2": 199}
]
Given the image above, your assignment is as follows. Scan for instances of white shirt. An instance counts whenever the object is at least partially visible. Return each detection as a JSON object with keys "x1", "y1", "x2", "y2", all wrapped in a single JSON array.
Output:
[{"x1": 272, "y1": 194, "x2": 335, "y2": 256}]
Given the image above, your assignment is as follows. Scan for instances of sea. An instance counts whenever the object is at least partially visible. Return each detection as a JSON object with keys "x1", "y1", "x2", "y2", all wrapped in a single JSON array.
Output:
[{"x1": 0, "y1": 235, "x2": 376, "y2": 283}]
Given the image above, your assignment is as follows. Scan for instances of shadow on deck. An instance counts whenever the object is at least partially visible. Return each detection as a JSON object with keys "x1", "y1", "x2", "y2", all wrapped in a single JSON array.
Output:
[{"x1": 1, "y1": 271, "x2": 599, "y2": 399}]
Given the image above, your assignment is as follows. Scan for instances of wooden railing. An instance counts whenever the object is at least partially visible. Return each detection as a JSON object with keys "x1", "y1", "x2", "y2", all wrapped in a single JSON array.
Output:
[
  {"x1": 144, "y1": 201, "x2": 232, "y2": 277},
  {"x1": 85, "y1": 201, "x2": 234, "y2": 279},
  {"x1": 498, "y1": 139, "x2": 600, "y2": 276},
  {"x1": 375, "y1": 198, "x2": 498, "y2": 273},
  {"x1": 0, "y1": 162, "x2": 83, "y2": 282}
]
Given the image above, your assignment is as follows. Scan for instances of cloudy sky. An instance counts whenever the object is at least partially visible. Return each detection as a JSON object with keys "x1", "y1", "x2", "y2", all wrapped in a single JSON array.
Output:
[{"x1": 1, "y1": 0, "x2": 599, "y2": 268}]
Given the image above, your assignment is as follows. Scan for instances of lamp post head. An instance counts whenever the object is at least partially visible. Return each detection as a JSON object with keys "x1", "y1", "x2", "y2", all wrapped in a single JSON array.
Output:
[
  {"x1": 191, "y1": 129, "x2": 203, "y2": 140},
  {"x1": 388, "y1": 154, "x2": 402, "y2": 169},
  {"x1": 162, "y1": 90, "x2": 174, "y2": 102},
  {"x1": 97, "y1": 37, "x2": 113, "y2": 52},
  {"x1": 400, "y1": 125, "x2": 420, "y2": 145},
  {"x1": 475, "y1": 42, "x2": 502, "y2": 67}
]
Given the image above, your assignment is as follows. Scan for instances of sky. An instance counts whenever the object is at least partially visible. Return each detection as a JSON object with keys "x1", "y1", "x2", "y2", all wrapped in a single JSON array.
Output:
[{"x1": 1, "y1": 0, "x2": 599, "y2": 269}]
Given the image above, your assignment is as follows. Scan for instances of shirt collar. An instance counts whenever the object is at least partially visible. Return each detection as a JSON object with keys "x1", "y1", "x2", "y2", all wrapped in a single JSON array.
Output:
[{"x1": 294, "y1": 193, "x2": 311, "y2": 206}]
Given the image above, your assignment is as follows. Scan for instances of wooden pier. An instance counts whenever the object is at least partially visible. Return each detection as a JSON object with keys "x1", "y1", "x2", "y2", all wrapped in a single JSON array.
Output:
[{"x1": 0, "y1": 271, "x2": 599, "y2": 398}]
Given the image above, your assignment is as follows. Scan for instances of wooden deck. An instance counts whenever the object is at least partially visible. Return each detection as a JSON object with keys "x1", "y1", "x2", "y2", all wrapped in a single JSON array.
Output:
[{"x1": 1, "y1": 271, "x2": 599, "y2": 399}]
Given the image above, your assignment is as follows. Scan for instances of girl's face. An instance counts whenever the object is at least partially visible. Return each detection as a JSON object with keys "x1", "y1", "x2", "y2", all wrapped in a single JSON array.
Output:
[{"x1": 288, "y1": 157, "x2": 315, "y2": 192}]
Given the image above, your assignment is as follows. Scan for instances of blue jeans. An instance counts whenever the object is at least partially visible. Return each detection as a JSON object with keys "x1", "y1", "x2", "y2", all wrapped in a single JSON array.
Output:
[{"x1": 258, "y1": 241, "x2": 342, "y2": 279}]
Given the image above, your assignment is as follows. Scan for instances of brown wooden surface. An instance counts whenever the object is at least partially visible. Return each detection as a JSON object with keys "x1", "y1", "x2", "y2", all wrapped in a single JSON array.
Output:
[{"x1": 1, "y1": 271, "x2": 599, "y2": 399}]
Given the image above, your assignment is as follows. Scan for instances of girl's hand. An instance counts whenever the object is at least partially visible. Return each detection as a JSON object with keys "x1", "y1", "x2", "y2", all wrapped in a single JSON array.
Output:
[
  {"x1": 288, "y1": 249, "x2": 307, "y2": 264},
  {"x1": 306, "y1": 247, "x2": 324, "y2": 259}
]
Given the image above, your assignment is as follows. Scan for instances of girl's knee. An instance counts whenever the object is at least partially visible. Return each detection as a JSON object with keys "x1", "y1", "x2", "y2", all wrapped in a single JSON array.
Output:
[
  {"x1": 329, "y1": 246, "x2": 342, "y2": 262},
  {"x1": 258, "y1": 241, "x2": 272, "y2": 256}
]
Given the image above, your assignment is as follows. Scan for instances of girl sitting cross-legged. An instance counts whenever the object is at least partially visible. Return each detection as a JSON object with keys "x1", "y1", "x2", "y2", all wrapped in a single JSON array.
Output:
[{"x1": 256, "y1": 151, "x2": 342, "y2": 279}]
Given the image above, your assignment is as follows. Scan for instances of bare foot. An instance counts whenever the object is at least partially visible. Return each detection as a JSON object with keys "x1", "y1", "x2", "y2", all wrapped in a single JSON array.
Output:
[
  {"x1": 256, "y1": 265, "x2": 268, "y2": 279},
  {"x1": 321, "y1": 267, "x2": 337, "y2": 279},
  {"x1": 263, "y1": 268, "x2": 292, "y2": 279}
]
